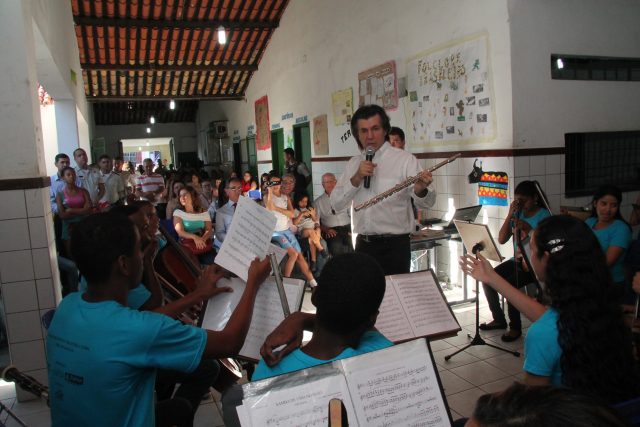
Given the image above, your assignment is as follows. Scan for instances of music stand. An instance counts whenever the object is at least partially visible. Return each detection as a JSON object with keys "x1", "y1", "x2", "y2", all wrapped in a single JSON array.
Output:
[{"x1": 445, "y1": 220, "x2": 520, "y2": 361}]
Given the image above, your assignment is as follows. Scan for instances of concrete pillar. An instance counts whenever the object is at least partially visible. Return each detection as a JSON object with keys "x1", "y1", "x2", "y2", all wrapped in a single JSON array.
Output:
[{"x1": 0, "y1": 0, "x2": 61, "y2": 401}]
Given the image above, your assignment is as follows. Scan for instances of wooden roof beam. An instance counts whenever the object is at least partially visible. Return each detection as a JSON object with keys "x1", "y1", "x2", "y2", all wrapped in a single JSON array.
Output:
[{"x1": 74, "y1": 16, "x2": 279, "y2": 30}]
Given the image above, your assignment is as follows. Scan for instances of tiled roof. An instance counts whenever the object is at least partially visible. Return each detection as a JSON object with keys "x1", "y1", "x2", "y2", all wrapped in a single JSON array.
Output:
[{"x1": 71, "y1": 0, "x2": 289, "y2": 124}]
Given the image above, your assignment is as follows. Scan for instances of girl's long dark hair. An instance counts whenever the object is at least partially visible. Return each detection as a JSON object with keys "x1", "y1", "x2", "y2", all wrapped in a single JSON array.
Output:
[
  {"x1": 293, "y1": 191, "x2": 312, "y2": 210},
  {"x1": 590, "y1": 184, "x2": 631, "y2": 230},
  {"x1": 534, "y1": 215, "x2": 638, "y2": 403}
]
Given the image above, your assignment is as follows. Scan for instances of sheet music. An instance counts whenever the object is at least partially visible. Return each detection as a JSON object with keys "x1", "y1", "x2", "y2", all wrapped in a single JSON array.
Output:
[
  {"x1": 375, "y1": 281, "x2": 414, "y2": 342},
  {"x1": 243, "y1": 375, "x2": 355, "y2": 427},
  {"x1": 200, "y1": 276, "x2": 304, "y2": 360},
  {"x1": 392, "y1": 272, "x2": 459, "y2": 338},
  {"x1": 216, "y1": 196, "x2": 277, "y2": 281},
  {"x1": 341, "y1": 340, "x2": 451, "y2": 427}
]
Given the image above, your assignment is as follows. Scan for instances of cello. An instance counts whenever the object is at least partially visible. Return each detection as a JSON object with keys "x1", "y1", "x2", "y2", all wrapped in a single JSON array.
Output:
[{"x1": 155, "y1": 223, "x2": 243, "y2": 392}]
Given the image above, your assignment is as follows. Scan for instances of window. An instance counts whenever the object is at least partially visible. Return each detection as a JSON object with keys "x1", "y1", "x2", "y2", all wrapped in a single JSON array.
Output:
[{"x1": 551, "y1": 54, "x2": 640, "y2": 81}]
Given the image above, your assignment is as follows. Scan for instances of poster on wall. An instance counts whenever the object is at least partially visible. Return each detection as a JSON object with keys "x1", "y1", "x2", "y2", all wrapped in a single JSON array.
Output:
[
  {"x1": 254, "y1": 96, "x2": 271, "y2": 151},
  {"x1": 358, "y1": 61, "x2": 398, "y2": 110},
  {"x1": 406, "y1": 33, "x2": 496, "y2": 147},
  {"x1": 331, "y1": 88, "x2": 353, "y2": 125},
  {"x1": 313, "y1": 114, "x2": 329, "y2": 156}
]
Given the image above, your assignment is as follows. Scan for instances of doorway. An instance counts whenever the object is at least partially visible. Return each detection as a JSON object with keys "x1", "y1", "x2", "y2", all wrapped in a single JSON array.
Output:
[
  {"x1": 270, "y1": 128, "x2": 285, "y2": 175},
  {"x1": 293, "y1": 122, "x2": 313, "y2": 198}
]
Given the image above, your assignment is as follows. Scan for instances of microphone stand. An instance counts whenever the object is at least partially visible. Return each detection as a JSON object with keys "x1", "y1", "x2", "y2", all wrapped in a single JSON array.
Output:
[{"x1": 445, "y1": 241, "x2": 520, "y2": 361}]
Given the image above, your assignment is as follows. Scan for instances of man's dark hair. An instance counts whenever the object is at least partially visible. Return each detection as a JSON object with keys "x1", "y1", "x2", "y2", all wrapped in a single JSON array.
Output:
[
  {"x1": 110, "y1": 204, "x2": 141, "y2": 218},
  {"x1": 350, "y1": 104, "x2": 391, "y2": 149},
  {"x1": 98, "y1": 154, "x2": 111, "y2": 161},
  {"x1": 114, "y1": 156, "x2": 124, "y2": 162},
  {"x1": 55, "y1": 153, "x2": 70, "y2": 163},
  {"x1": 72, "y1": 148, "x2": 85, "y2": 157},
  {"x1": 71, "y1": 213, "x2": 137, "y2": 284},
  {"x1": 283, "y1": 148, "x2": 295, "y2": 157},
  {"x1": 314, "y1": 253, "x2": 385, "y2": 334},
  {"x1": 389, "y1": 126, "x2": 405, "y2": 141}
]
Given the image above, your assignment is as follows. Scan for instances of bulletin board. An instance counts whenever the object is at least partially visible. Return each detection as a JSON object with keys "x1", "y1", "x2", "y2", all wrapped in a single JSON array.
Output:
[
  {"x1": 358, "y1": 61, "x2": 398, "y2": 110},
  {"x1": 406, "y1": 33, "x2": 496, "y2": 147}
]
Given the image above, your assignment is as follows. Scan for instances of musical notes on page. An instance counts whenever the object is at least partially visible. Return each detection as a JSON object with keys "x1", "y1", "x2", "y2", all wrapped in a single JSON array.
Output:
[
  {"x1": 375, "y1": 271, "x2": 460, "y2": 343},
  {"x1": 216, "y1": 196, "x2": 277, "y2": 281},
  {"x1": 200, "y1": 276, "x2": 304, "y2": 360},
  {"x1": 243, "y1": 375, "x2": 356, "y2": 427}
]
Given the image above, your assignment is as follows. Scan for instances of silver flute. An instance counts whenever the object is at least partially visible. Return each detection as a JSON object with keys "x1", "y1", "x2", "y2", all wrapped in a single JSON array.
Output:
[{"x1": 353, "y1": 153, "x2": 462, "y2": 212}]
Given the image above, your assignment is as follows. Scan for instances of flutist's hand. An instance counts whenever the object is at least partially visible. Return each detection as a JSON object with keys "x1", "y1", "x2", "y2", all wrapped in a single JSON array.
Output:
[
  {"x1": 350, "y1": 160, "x2": 376, "y2": 188},
  {"x1": 414, "y1": 170, "x2": 433, "y2": 196}
]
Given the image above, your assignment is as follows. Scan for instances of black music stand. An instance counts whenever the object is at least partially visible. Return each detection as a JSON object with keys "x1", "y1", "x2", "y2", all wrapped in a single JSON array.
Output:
[{"x1": 445, "y1": 221, "x2": 520, "y2": 361}]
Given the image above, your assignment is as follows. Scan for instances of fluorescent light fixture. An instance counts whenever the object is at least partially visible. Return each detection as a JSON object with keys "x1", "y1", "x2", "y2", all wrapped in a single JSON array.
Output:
[
  {"x1": 150, "y1": 116, "x2": 155, "y2": 124},
  {"x1": 138, "y1": 147, "x2": 142, "y2": 151},
  {"x1": 146, "y1": 142, "x2": 150, "y2": 146},
  {"x1": 146, "y1": 127, "x2": 151, "y2": 133},
  {"x1": 556, "y1": 58, "x2": 564, "y2": 69},
  {"x1": 169, "y1": 100, "x2": 175, "y2": 110},
  {"x1": 218, "y1": 26, "x2": 226, "y2": 44}
]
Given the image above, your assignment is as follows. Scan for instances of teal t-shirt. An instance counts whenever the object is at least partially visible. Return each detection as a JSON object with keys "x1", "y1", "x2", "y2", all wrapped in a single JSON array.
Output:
[
  {"x1": 252, "y1": 330, "x2": 393, "y2": 381},
  {"x1": 78, "y1": 276, "x2": 151, "y2": 310},
  {"x1": 585, "y1": 217, "x2": 631, "y2": 283},
  {"x1": 524, "y1": 308, "x2": 562, "y2": 385},
  {"x1": 47, "y1": 292, "x2": 206, "y2": 427},
  {"x1": 518, "y1": 208, "x2": 551, "y2": 230}
]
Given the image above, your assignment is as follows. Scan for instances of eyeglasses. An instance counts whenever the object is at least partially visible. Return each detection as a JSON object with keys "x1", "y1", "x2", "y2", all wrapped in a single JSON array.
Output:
[
  {"x1": 227, "y1": 186, "x2": 242, "y2": 191},
  {"x1": 269, "y1": 181, "x2": 281, "y2": 186}
]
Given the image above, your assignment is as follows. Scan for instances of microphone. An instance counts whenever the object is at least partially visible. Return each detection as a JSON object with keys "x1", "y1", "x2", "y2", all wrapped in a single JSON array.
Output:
[{"x1": 363, "y1": 147, "x2": 375, "y2": 189}]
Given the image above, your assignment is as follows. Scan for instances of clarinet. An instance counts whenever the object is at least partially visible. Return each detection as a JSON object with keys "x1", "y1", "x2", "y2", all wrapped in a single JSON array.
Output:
[{"x1": 2, "y1": 365, "x2": 49, "y2": 404}]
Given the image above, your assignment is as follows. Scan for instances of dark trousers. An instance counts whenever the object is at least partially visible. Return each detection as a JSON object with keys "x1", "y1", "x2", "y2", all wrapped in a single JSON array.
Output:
[
  {"x1": 325, "y1": 225, "x2": 354, "y2": 256},
  {"x1": 155, "y1": 358, "x2": 220, "y2": 426},
  {"x1": 482, "y1": 259, "x2": 535, "y2": 331},
  {"x1": 356, "y1": 234, "x2": 410, "y2": 276}
]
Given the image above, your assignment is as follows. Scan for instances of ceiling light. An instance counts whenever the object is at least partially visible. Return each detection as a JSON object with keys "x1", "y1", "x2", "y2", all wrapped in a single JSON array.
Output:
[
  {"x1": 218, "y1": 26, "x2": 226, "y2": 44},
  {"x1": 169, "y1": 99, "x2": 175, "y2": 110},
  {"x1": 150, "y1": 116, "x2": 155, "y2": 124},
  {"x1": 146, "y1": 142, "x2": 150, "y2": 146},
  {"x1": 138, "y1": 146, "x2": 142, "y2": 151},
  {"x1": 146, "y1": 127, "x2": 151, "y2": 133}
]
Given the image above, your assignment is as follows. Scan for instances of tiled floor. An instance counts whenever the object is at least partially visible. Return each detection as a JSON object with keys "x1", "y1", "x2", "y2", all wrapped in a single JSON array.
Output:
[{"x1": 2, "y1": 290, "x2": 528, "y2": 426}]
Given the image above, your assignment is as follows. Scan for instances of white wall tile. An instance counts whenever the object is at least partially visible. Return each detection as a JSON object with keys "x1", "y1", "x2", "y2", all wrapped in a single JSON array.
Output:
[
  {"x1": 0, "y1": 219, "x2": 30, "y2": 252},
  {"x1": 6, "y1": 311, "x2": 42, "y2": 343},
  {"x1": 547, "y1": 194, "x2": 561, "y2": 213},
  {"x1": 447, "y1": 176, "x2": 460, "y2": 195},
  {"x1": 0, "y1": 250, "x2": 34, "y2": 283},
  {"x1": 2, "y1": 281, "x2": 37, "y2": 313},
  {"x1": 530, "y1": 156, "x2": 545, "y2": 175},
  {"x1": 435, "y1": 174, "x2": 448, "y2": 194},
  {"x1": 560, "y1": 154, "x2": 566, "y2": 174},
  {"x1": 35, "y1": 278, "x2": 55, "y2": 310},
  {"x1": 530, "y1": 175, "x2": 546, "y2": 193},
  {"x1": 8, "y1": 340, "x2": 46, "y2": 371},
  {"x1": 514, "y1": 156, "x2": 529, "y2": 177},
  {"x1": 545, "y1": 155, "x2": 561, "y2": 175},
  {"x1": 24, "y1": 188, "x2": 46, "y2": 218},
  {"x1": 545, "y1": 174, "x2": 562, "y2": 195},
  {"x1": 31, "y1": 249, "x2": 52, "y2": 280},
  {"x1": 27, "y1": 217, "x2": 48, "y2": 249},
  {"x1": 0, "y1": 190, "x2": 27, "y2": 220}
]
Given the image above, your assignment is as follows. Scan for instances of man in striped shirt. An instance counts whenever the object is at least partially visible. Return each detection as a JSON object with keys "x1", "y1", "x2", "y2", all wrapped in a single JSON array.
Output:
[{"x1": 135, "y1": 158, "x2": 165, "y2": 205}]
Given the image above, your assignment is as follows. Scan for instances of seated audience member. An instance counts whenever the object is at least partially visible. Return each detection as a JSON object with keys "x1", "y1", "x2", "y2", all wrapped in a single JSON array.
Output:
[
  {"x1": 265, "y1": 175, "x2": 317, "y2": 285},
  {"x1": 173, "y1": 185, "x2": 215, "y2": 265},
  {"x1": 480, "y1": 180, "x2": 550, "y2": 342},
  {"x1": 213, "y1": 178, "x2": 243, "y2": 251},
  {"x1": 315, "y1": 173, "x2": 353, "y2": 256},
  {"x1": 293, "y1": 191, "x2": 325, "y2": 271},
  {"x1": 253, "y1": 252, "x2": 391, "y2": 380},
  {"x1": 200, "y1": 179, "x2": 217, "y2": 221},
  {"x1": 55, "y1": 167, "x2": 93, "y2": 258},
  {"x1": 460, "y1": 215, "x2": 638, "y2": 403},
  {"x1": 241, "y1": 171, "x2": 258, "y2": 196},
  {"x1": 462, "y1": 382, "x2": 629, "y2": 427},
  {"x1": 585, "y1": 184, "x2": 632, "y2": 301},
  {"x1": 47, "y1": 213, "x2": 271, "y2": 427},
  {"x1": 165, "y1": 179, "x2": 185, "y2": 220},
  {"x1": 260, "y1": 173, "x2": 270, "y2": 195}
]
